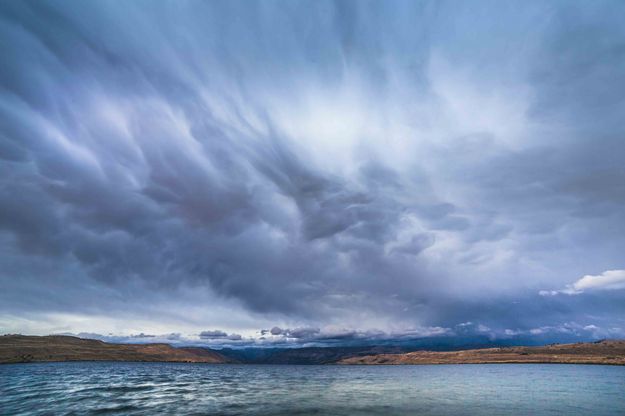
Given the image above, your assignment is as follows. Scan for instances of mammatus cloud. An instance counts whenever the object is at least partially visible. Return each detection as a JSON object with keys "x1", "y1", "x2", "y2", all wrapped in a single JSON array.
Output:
[
  {"x1": 540, "y1": 270, "x2": 625, "y2": 296},
  {"x1": 1, "y1": 1, "x2": 625, "y2": 342}
]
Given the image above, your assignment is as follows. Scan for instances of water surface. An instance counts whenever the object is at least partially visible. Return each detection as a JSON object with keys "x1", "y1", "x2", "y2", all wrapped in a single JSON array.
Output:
[{"x1": 1, "y1": 362, "x2": 624, "y2": 415}]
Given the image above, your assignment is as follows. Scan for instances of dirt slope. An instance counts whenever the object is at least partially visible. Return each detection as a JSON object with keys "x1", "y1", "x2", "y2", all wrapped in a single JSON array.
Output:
[
  {"x1": 338, "y1": 340, "x2": 625, "y2": 365},
  {"x1": 0, "y1": 335, "x2": 233, "y2": 364}
]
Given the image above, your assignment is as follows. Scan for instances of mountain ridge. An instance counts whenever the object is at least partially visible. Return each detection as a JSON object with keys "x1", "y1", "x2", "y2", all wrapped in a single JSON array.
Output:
[{"x1": 2, "y1": 335, "x2": 625, "y2": 366}]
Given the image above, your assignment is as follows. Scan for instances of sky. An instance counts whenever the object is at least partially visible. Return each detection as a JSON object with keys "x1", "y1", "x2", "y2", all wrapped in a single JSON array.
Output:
[{"x1": 1, "y1": 0, "x2": 625, "y2": 348}]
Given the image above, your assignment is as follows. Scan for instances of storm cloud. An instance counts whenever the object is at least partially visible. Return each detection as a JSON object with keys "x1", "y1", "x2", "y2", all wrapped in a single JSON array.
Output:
[{"x1": 1, "y1": 0, "x2": 625, "y2": 343}]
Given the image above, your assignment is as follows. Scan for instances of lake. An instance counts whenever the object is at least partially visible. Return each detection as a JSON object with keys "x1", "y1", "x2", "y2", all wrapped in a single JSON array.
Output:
[{"x1": 1, "y1": 363, "x2": 624, "y2": 415}]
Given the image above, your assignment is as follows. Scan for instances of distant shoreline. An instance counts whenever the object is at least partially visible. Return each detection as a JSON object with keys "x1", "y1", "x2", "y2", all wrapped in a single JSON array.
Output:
[
  {"x1": 4, "y1": 360, "x2": 624, "y2": 367},
  {"x1": 336, "y1": 361, "x2": 625, "y2": 366},
  {"x1": 337, "y1": 340, "x2": 625, "y2": 366},
  {"x1": 2, "y1": 335, "x2": 624, "y2": 366}
]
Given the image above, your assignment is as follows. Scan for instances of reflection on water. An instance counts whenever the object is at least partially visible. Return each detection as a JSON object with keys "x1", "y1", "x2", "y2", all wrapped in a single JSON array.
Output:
[{"x1": 1, "y1": 362, "x2": 624, "y2": 415}]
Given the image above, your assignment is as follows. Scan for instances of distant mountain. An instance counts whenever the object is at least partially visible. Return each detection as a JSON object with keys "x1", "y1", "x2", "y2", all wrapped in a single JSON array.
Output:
[
  {"x1": 215, "y1": 335, "x2": 545, "y2": 364},
  {"x1": 218, "y1": 346, "x2": 410, "y2": 364},
  {"x1": 0, "y1": 335, "x2": 234, "y2": 364},
  {"x1": 338, "y1": 340, "x2": 625, "y2": 365}
]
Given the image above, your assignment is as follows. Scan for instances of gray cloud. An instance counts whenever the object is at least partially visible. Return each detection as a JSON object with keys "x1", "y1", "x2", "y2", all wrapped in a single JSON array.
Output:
[
  {"x1": 1, "y1": 0, "x2": 624, "y2": 342},
  {"x1": 199, "y1": 330, "x2": 229, "y2": 340},
  {"x1": 200, "y1": 330, "x2": 243, "y2": 341}
]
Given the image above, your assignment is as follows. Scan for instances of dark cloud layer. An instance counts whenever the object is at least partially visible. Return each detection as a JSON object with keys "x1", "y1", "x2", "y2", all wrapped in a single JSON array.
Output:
[{"x1": 1, "y1": 0, "x2": 625, "y2": 342}]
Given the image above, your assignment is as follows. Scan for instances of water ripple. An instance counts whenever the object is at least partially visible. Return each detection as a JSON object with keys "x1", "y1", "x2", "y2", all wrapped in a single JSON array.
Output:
[{"x1": 1, "y1": 363, "x2": 624, "y2": 415}]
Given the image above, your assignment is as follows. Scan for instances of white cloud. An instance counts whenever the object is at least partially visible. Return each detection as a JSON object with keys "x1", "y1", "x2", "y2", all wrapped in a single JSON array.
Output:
[{"x1": 540, "y1": 269, "x2": 625, "y2": 296}]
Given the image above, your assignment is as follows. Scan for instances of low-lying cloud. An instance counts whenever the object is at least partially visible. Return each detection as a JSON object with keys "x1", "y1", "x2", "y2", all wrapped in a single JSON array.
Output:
[
  {"x1": 199, "y1": 330, "x2": 242, "y2": 341},
  {"x1": 65, "y1": 320, "x2": 624, "y2": 349},
  {"x1": 540, "y1": 270, "x2": 625, "y2": 296}
]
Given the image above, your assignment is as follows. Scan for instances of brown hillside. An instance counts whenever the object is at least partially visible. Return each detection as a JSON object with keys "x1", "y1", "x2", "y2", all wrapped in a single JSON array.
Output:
[
  {"x1": 0, "y1": 335, "x2": 233, "y2": 364},
  {"x1": 338, "y1": 340, "x2": 625, "y2": 365}
]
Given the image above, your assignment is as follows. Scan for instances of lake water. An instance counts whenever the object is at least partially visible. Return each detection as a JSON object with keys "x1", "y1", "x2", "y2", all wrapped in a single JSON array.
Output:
[{"x1": 1, "y1": 362, "x2": 624, "y2": 415}]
